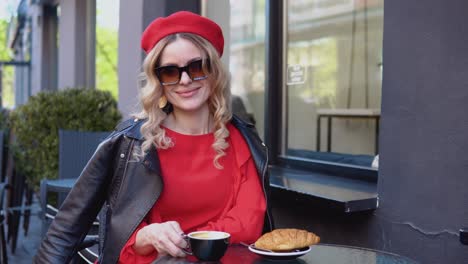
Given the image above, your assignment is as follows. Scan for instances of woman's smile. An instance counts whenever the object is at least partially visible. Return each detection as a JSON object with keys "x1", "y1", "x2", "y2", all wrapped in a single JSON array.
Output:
[{"x1": 175, "y1": 87, "x2": 201, "y2": 98}]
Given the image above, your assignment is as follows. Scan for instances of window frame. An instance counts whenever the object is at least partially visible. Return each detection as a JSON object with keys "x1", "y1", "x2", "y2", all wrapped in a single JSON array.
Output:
[{"x1": 264, "y1": 0, "x2": 378, "y2": 179}]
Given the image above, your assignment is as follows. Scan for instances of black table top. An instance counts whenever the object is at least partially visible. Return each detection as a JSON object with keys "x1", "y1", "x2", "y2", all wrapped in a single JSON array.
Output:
[{"x1": 152, "y1": 244, "x2": 418, "y2": 264}]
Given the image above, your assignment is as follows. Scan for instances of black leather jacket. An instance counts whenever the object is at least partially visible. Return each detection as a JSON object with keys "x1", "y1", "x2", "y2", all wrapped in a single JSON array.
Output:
[{"x1": 34, "y1": 115, "x2": 273, "y2": 264}]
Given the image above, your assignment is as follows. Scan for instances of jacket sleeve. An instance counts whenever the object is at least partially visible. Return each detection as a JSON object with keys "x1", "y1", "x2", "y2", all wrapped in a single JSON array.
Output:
[
  {"x1": 33, "y1": 134, "x2": 123, "y2": 264},
  {"x1": 118, "y1": 219, "x2": 160, "y2": 263}
]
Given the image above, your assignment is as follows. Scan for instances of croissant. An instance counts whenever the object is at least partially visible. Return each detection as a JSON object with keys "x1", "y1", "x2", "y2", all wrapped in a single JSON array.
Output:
[{"x1": 254, "y1": 228, "x2": 320, "y2": 251}]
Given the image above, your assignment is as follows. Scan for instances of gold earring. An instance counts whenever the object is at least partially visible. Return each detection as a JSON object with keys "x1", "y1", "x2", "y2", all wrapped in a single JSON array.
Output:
[{"x1": 158, "y1": 95, "x2": 168, "y2": 109}]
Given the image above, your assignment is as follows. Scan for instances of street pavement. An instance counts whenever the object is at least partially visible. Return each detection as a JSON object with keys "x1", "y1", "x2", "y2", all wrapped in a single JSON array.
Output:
[{"x1": 7, "y1": 196, "x2": 42, "y2": 263}]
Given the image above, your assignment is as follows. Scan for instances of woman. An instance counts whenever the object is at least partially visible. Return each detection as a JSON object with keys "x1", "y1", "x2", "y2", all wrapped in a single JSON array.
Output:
[{"x1": 34, "y1": 11, "x2": 272, "y2": 264}]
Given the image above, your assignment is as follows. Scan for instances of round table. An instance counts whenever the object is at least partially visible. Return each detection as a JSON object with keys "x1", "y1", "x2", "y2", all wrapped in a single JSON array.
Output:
[
  {"x1": 302, "y1": 244, "x2": 417, "y2": 264},
  {"x1": 152, "y1": 244, "x2": 418, "y2": 264}
]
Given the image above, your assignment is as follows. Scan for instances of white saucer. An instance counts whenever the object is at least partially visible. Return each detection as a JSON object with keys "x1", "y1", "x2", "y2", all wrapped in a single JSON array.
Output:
[{"x1": 248, "y1": 244, "x2": 311, "y2": 260}]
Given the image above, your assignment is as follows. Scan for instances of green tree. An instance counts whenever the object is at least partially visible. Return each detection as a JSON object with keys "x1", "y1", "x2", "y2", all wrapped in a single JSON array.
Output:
[
  {"x1": 0, "y1": 19, "x2": 15, "y2": 108},
  {"x1": 0, "y1": 20, "x2": 11, "y2": 60},
  {"x1": 11, "y1": 88, "x2": 122, "y2": 190},
  {"x1": 96, "y1": 26, "x2": 118, "y2": 99}
]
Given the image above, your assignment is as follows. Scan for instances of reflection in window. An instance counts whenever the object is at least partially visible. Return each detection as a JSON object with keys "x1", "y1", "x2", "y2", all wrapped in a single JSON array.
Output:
[
  {"x1": 229, "y1": 0, "x2": 266, "y2": 138},
  {"x1": 286, "y1": 0, "x2": 383, "y2": 166}
]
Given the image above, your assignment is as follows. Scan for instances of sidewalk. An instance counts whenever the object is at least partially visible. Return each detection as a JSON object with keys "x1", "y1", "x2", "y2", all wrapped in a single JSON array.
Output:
[{"x1": 7, "y1": 196, "x2": 42, "y2": 263}]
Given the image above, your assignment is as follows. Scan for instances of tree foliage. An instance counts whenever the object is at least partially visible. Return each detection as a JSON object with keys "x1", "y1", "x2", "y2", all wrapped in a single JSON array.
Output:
[
  {"x1": 96, "y1": 26, "x2": 118, "y2": 99},
  {"x1": 0, "y1": 19, "x2": 15, "y2": 108},
  {"x1": 10, "y1": 88, "x2": 122, "y2": 191},
  {"x1": 0, "y1": 19, "x2": 11, "y2": 60}
]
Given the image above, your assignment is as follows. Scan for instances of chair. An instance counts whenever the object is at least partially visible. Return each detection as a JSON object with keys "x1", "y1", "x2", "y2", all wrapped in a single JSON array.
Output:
[
  {"x1": 232, "y1": 95, "x2": 256, "y2": 125},
  {"x1": 0, "y1": 182, "x2": 9, "y2": 264},
  {"x1": 57, "y1": 130, "x2": 110, "y2": 203},
  {"x1": 40, "y1": 130, "x2": 110, "y2": 263},
  {"x1": 74, "y1": 209, "x2": 106, "y2": 263},
  {"x1": 3, "y1": 129, "x2": 25, "y2": 255},
  {"x1": 0, "y1": 131, "x2": 11, "y2": 263}
]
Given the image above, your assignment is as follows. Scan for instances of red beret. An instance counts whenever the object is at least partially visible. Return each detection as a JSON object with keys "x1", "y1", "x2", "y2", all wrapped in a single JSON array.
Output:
[{"x1": 141, "y1": 11, "x2": 224, "y2": 56}]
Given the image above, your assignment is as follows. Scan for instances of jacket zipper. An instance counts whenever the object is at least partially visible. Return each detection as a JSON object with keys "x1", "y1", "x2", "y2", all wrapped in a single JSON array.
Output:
[
  {"x1": 120, "y1": 184, "x2": 161, "y2": 263},
  {"x1": 111, "y1": 138, "x2": 135, "y2": 207},
  {"x1": 114, "y1": 144, "x2": 163, "y2": 263},
  {"x1": 102, "y1": 138, "x2": 135, "y2": 263},
  {"x1": 261, "y1": 143, "x2": 273, "y2": 231}
]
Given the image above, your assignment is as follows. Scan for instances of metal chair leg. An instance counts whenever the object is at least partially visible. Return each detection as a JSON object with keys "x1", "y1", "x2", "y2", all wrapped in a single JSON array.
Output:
[
  {"x1": 0, "y1": 221, "x2": 7, "y2": 264},
  {"x1": 40, "y1": 179, "x2": 49, "y2": 238}
]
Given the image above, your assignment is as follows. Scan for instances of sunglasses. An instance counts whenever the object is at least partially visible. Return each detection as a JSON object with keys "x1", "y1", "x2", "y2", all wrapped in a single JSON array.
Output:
[{"x1": 155, "y1": 59, "x2": 209, "y2": 85}]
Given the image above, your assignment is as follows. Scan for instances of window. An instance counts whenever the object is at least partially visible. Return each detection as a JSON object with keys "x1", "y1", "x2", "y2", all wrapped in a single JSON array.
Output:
[
  {"x1": 230, "y1": 1, "x2": 381, "y2": 211},
  {"x1": 229, "y1": 0, "x2": 266, "y2": 138},
  {"x1": 284, "y1": 0, "x2": 384, "y2": 168}
]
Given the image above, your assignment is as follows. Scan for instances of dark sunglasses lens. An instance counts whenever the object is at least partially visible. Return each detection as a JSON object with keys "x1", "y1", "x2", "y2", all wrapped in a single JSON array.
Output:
[
  {"x1": 188, "y1": 60, "x2": 206, "y2": 79},
  {"x1": 157, "y1": 66, "x2": 180, "y2": 84}
]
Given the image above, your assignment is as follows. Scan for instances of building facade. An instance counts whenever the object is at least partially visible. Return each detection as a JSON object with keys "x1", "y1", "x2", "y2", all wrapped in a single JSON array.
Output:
[{"x1": 6, "y1": 0, "x2": 468, "y2": 263}]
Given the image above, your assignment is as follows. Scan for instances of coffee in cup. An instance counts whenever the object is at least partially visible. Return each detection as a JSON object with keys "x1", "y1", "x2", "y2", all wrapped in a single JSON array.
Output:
[{"x1": 182, "y1": 231, "x2": 230, "y2": 261}]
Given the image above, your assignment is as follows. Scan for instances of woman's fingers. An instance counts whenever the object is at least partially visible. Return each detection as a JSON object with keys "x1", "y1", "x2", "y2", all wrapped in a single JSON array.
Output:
[
  {"x1": 167, "y1": 221, "x2": 188, "y2": 249},
  {"x1": 146, "y1": 221, "x2": 187, "y2": 257},
  {"x1": 159, "y1": 238, "x2": 186, "y2": 257}
]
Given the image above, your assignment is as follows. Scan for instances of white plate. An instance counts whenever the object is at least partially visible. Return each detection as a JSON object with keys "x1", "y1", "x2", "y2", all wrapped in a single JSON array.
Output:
[{"x1": 248, "y1": 244, "x2": 311, "y2": 260}]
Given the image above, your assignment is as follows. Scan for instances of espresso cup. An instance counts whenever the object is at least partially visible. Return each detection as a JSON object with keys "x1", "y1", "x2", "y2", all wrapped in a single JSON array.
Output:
[{"x1": 182, "y1": 231, "x2": 230, "y2": 261}]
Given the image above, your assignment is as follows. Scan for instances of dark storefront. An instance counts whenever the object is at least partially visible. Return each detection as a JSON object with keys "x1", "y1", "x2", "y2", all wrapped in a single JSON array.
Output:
[{"x1": 259, "y1": 1, "x2": 467, "y2": 263}]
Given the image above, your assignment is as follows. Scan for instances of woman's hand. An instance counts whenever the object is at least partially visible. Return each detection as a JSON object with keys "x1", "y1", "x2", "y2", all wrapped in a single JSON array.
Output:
[{"x1": 134, "y1": 221, "x2": 188, "y2": 257}]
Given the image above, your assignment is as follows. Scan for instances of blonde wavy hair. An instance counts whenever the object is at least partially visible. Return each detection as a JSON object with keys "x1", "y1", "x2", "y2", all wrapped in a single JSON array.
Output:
[{"x1": 135, "y1": 33, "x2": 232, "y2": 169}]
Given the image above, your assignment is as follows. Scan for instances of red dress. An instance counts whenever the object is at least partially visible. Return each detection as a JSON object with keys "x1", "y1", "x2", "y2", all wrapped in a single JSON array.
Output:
[{"x1": 118, "y1": 123, "x2": 266, "y2": 263}]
